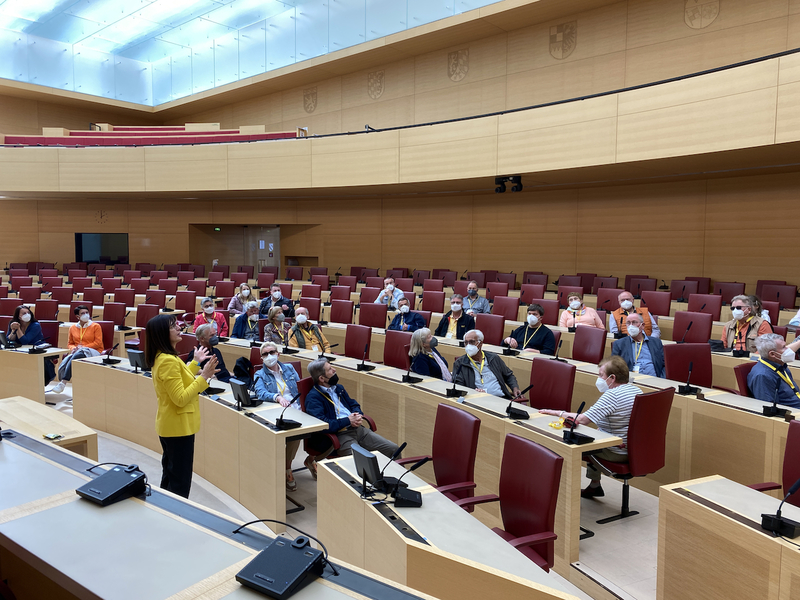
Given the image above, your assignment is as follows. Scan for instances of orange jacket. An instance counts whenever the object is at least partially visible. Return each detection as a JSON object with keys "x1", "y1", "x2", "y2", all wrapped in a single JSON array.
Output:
[{"x1": 68, "y1": 322, "x2": 105, "y2": 353}]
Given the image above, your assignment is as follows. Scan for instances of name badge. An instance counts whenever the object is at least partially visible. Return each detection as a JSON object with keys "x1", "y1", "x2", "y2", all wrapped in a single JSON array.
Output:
[
  {"x1": 445, "y1": 333, "x2": 453, "y2": 339},
  {"x1": 312, "y1": 345, "x2": 319, "y2": 352},
  {"x1": 633, "y1": 363, "x2": 640, "y2": 373}
]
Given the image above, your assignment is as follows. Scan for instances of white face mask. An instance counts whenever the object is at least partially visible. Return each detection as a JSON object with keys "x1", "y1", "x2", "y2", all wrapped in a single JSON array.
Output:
[
  {"x1": 527, "y1": 314, "x2": 539, "y2": 326},
  {"x1": 400, "y1": 305, "x2": 409, "y2": 314},
  {"x1": 80, "y1": 313, "x2": 90, "y2": 323},
  {"x1": 465, "y1": 343, "x2": 479, "y2": 357},
  {"x1": 627, "y1": 325, "x2": 640, "y2": 338},
  {"x1": 272, "y1": 291, "x2": 282, "y2": 300},
  {"x1": 264, "y1": 354, "x2": 279, "y2": 367},
  {"x1": 595, "y1": 377, "x2": 609, "y2": 393},
  {"x1": 242, "y1": 289, "x2": 250, "y2": 297},
  {"x1": 386, "y1": 284, "x2": 394, "y2": 291},
  {"x1": 204, "y1": 305, "x2": 215, "y2": 314},
  {"x1": 295, "y1": 314, "x2": 308, "y2": 325},
  {"x1": 731, "y1": 308, "x2": 745, "y2": 320},
  {"x1": 781, "y1": 348, "x2": 796, "y2": 363},
  {"x1": 451, "y1": 303, "x2": 462, "y2": 312},
  {"x1": 20, "y1": 313, "x2": 31, "y2": 323},
  {"x1": 569, "y1": 300, "x2": 581, "y2": 310},
  {"x1": 620, "y1": 300, "x2": 633, "y2": 310},
  {"x1": 248, "y1": 313, "x2": 258, "y2": 322}
]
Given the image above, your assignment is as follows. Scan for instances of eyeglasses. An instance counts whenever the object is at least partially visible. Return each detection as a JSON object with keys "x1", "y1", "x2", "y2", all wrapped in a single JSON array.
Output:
[
  {"x1": 731, "y1": 305, "x2": 745, "y2": 310},
  {"x1": 261, "y1": 351, "x2": 278, "y2": 357}
]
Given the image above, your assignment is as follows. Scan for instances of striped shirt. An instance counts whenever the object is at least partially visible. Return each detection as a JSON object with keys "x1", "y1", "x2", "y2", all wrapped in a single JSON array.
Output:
[{"x1": 584, "y1": 383, "x2": 641, "y2": 455}]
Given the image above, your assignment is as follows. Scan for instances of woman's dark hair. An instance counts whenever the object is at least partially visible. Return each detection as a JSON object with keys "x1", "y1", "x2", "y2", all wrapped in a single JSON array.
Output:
[
  {"x1": 145, "y1": 313, "x2": 178, "y2": 369},
  {"x1": 73, "y1": 304, "x2": 89, "y2": 316},
  {"x1": 11, "y1": 305, "x2": 37, "y2": 325}
]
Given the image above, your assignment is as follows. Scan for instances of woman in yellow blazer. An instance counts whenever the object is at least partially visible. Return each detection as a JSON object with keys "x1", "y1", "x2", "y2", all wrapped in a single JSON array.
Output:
[{"x1": 145, "y1": 313, "x2": 218, "y2": 498}]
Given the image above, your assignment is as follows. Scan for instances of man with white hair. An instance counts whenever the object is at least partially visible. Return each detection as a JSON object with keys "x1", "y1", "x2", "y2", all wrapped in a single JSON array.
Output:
[
  {"x1": 453, "y1": 329, "x2": 521, "y2": 399},
  {"x1": 230, "y1": 301, "x2": 261, "y2": 341},
  {"x1": 288, "y1": 306, "x2": 331, "y2": 352},
  {"x1": 748, "y1": 333, "x2": 800, "y2": 408}
]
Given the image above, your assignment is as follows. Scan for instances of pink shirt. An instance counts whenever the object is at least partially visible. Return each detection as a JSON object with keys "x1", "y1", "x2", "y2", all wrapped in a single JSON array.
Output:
[{"x1": 559, "y1": 306, "x2": 605, "y2": 329}]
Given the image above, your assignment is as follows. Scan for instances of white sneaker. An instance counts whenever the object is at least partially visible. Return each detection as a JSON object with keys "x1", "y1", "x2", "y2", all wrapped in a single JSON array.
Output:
[{"x1": 51, "y1": 381, "x2": 66, "y2": 394}]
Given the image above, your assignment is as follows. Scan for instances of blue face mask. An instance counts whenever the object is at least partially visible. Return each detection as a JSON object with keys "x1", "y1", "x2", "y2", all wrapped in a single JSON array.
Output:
[{"x1": 208, "y1": 336, "x2": 219, "y2": 346}]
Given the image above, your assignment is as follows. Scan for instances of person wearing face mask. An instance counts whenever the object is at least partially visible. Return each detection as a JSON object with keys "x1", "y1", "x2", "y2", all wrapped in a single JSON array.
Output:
[
  {"x1": 387, "y1": 297, "x2": 425, "y2": 332},
  {"x1": 230, "y1": 301, "x2": 261, "y2": 342},
  {"x1": 611, "y1": 313, "x2": 665, "y2": 377},
  {"x1": 747, "y1": 333, "x2": 800, "y2": 408},
  {"x1": 254, "y1": 342, "x2": 303, "y2": 490},
  {"x1": 503, "y1": 304, "x2": 556, "y2": 354},
  {"x1": 540, "y1": 355, "x2": 641, "y2": 498},
  {"x1": 463, "y1": 280, "x2": 490, "y2": 316},
  {"x1": 186, "y1": 324, "x2": 231, "y2": 383},
  {"x1": 263, "y1": 306, "x2": 291, "y2": 345},
  {"x1": 559, "y1": 293, "x2": 605, "y2": 329},
  {"x1": 288, "y1": 306, "x2": 331, "y2": 352},
  {"x1": 227, "y1": 283, "x2": 253, "y2": 316},
  {"x1": 374, "y1": 276, "x2": 405, "y2": 310},
  {"x1": 433, "y1": 294, "x2": 475, "y2": 340},
  {"x1": 453, "y1": 329, "x2": 521, "y2": 398},
  {"x1": 304, "y1": 358, "x2": 399, "y2": 477},
  {"x1": 609, "y1": 291, "x2": 660, "y2": 338},
  {"x1": 258, "y1": 284, "x2": 295, "y2": 319},
  {"x1": 409, "y1": 327, "x2": 452, "y2": 381},
  {"x1": 721, "y1": 295, "x2": 771, "y2": 353},
  {"x1": 192, "y1": 297, "x2": 229, "y2": 338},
  {"x1": 7, "y1": 305, "x2": 44, "y2": 346},
  {"x1": 51, "y1": 305, "x2": 105, "y2": 394},
  {"x1": 749, "y1": 295, "x2": 772, "y2": 325}
]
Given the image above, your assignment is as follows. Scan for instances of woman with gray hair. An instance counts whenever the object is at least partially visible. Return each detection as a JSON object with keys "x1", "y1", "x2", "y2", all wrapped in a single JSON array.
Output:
[
  {"x1": 191, "y1": 296, "x2": 229, "y2": 337},
  {"x1": 409, "y1": 328, "x2": 452, "y2": 381},
  {"x1": 720, "y1": 295, "x2": 771, "y2": 353},
  {"x1": 230, "y1": 301, "x2": 261, "y2": 341},
  {"x1": 263, "y1": 305, "x2": 291, "y2": 346}
]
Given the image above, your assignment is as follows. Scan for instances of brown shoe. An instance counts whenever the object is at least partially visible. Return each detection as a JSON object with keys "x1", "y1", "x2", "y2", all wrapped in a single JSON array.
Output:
[
  {"x1": 304, "y1": 456, "x2": 318, "y2": 480},
  {"x1": 581, "y1": 485, "x2": 604, "y2": 498}
]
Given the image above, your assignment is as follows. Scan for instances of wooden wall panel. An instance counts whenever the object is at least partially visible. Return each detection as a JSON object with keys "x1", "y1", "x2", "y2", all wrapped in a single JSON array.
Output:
[
  {"x1": 0, "y1": 148, "x2": 60, "y2": 192},
  {"x1": 340, "y1": 59, "x2": 416, "y2": 112},
  {"x1": 189, "y1": 224, "x2": 246, "y2": 270},
  {"x1": 311, "y1": 132, "x2": 400, "y2": 187},
  {"x1": 227, "y1": 141, "x2": 313, "y2": 190},
  {"x1": 144, "y1": 145, "x2": 228, "y2": 191},
  {"x1": 57, "y1": 147, "x2": 146, "y2": 192},
  {"x1": 212, "y1": 199, "x2": 297, "y2": 225},
  {"x1": 38, "y1": 232, "x2": 74, "y2": 265}
]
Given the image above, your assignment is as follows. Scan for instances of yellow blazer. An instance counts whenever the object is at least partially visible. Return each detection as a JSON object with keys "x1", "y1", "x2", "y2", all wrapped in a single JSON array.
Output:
[{"x1": 152, "y1": 352, "x2": 208, "y2": 437}]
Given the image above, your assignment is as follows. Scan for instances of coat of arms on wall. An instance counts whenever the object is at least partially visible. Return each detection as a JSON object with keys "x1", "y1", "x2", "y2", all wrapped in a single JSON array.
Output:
[
  {"x1": 685, "y1": 0, "x2": 719, "y2": 29},
  {"x1": 368, "y1": 70, "x2": 385, "y2": 100},
  {"x1": 549, "y1": 21, "x2": 577, "y2": 60},
  {"x1": 304, "y1": 87, "x2": 317, "y2": 114},
  {"x1": 448, "y1": 49, "x2": 469, "y2": 82}
]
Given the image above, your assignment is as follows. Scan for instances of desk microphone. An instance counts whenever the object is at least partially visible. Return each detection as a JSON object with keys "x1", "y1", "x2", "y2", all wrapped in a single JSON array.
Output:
[
  {"x1": 614, "y1": 314, "x2": 625, "y2": 339},
  {"x1": 678, "y1": 361, "x2": 700, "y2": 395},
  {"x1": 446, "y1": 361, "x2": 467, "y2": 398},
  {"x1": 376, "y1": 442, "x2": 408, "y2": 492},
  {"x1": 659, "y1": 279, "x2": 669, "y2": 290},
  {"x1": 118, "y1": 311, "x2": 132, "y2": 331},
  {"x1": 563, "y1": 401, "x2": 593, "y2": 444},
  {"x1": 275, "y1": 394, "x2": 302, "y2": 430},
  {"x1": 28, "y1": 336, "x2": 52, "y2": 354},
  {"x1": 334, "y1": 266, "x2": 342, "y2": 278},
  {"x1": 460, "y1": 270, "x2": 468, "y2": 281},
  {"x1": 392, "y1": 456, "x2": 430, "y2": 507},
  {"x1": 506, "y1": 384, "x2": 533, "y2": 420},
  {"x1": 103, "y1": 343, "x2": 121, "y2": 365},
  {"x1": 402, "y1": 362, "x2": 422, "y2": 384},
  {"x1": 676, "y1": 285, "x2": 687, "y2": 303},
  {"x1": 699, "y1": 303, "x2": 706, "y2": 312},
  {"x1": 552, "y1": 340, "x2": 565, "y2": 363},
  {"x1": 763, "y1": 375, "x2": 790, "y2": 418},
  {"x1": 678, "y1": 321, "x2": 692, "y2": 344},
  {"x1": 762, "y1": 476, "x2": 800, "y2": 538},
  {"x1": 357, "y1": 343, "x2": 375, "y2": 371},
  {"x1": 318, "y1": 344, "x2": 338, "y2": 362}
]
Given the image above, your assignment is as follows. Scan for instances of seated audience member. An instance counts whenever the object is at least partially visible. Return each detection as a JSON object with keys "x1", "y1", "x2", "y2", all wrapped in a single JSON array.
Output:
[
  {"x1": 503, "y1": 304, "x2": 556, "y2": 355},
  {"x1": 259, "y1": 283, "x2": 295, "y2": 319},
  {"x1": 51, "y1": 305, "x2": 105, "y2": 394},
  {"x1": 230, "y1": 301, "x2": 261, "y2": 342},
  {"x1": 263, "y1": 306, "x2": 291, "y2": 346},
  {"x1": 187, "y1": 324, "x2": 231, "y2": 383},
  {"x1": 721, "y1": 295, "x2": 771, "y2": 353},
  {"x1": 463, "y1": 280, "x2": 490, "y2": 316},
  {"x1": 750, "y1": 295, "x2": 772, "y2": 325},
  {"x1": 288, "y1": 306, "x2": 331, "y2": 352},
  {"x1": 304, "y1": 358, "x2": 399, "y2": 476},
  {"x1": 254, "y1": 341, "x2": 302, "y2": 491},
  {"x1": 790, "y1": 309, "x2": 800, "y2": 328},
  {"x1": 611, "y1": 313, "x2": 665, "y2": 377},
  {"x1": 227, "y1": 283, "x2": 253, "y2": 316},
  {"x1": 540, "y1": 355, "x2": 641, "y2": 498},
  {"x1": 387, "y1": 297, "x2": 425, "y2": 332},
  {"x1": 433, "y1": 294, "x2": 475, "y2": 340},
  {"x1": 374, "y1": 277, "x2": 405, "y2": 310},
  {"x1": 748, "y1": 333, "x2": 800, "y2": 408},
  {"x1": 559, "y1": 293, "x2": 605, "y2": 329},
  {"x1": 409, "y1": 328, "x2": 452, "y2": 382},
  {"x1": 192, "y1": 297, "x2": 229, "y2": 338},
  {"x1": 609, "y1": 291, "x2": 661, "y2": 338},
  {"x1": 453, "y1": 329, "x2": 521, "y2": 399},
  {"x1": 7, "y1": 305, "x2": 44, "y2": 345}
]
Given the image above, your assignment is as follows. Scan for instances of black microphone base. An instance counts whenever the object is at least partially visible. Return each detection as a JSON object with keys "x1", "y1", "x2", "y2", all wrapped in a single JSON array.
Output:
[
  {"x1": 446, "y1": 388, "x2": 467, "y2": 398},
  {"x1": 393, "y1": 487, "x2": 423, "y2": 508},
  {"x1": 276, "y1": 418, "x2": 302, "y2": 430},
  {"x1": 679, "y1": 385, "x2": 700, "y2": 395},
  {"x1": 402, "y1": 374, "x2": 423, "y2": 384},
  {"x1": 563, "y1": 431, "x2": 595, "y2": 445},
  {"x1": 117, "y1": 325, "x2": 132, "y2": 331},
  {"x1": 567, "y1": 327, "x2": 577, "y2": 333},
  {"x1": 676, "y1": 297, "x2": 686, "y2": 303},
  {"x1": 319, "y1": 354, "x2": 336, "y2": 361},
  {"x1": 28, "y1": 348, "x2": 46, "y2": 354},
  {"x1": 161, "y1": 307, "x2": 174, "y2": 312},
  {"x1": 613, "y1": 332, "x2": 626, "y2": 340},
  {"x1": 732, "y1": 349, "x2": 750, "y2": 358},
  {"x1": 356, "y1": 363, "x2": 376, "y2": 372},
  {"x1": 282, "y1": 347, "x2": 300, "y2": 355},
  {"x1": 102, "y1": 358, "x2": 121, "y2": 365},
  {"x1": 458, "y1": 340, "x2": 465, "y2": 348},
  {"x1": 763, "y1": 405, "x2": 790, "y2": 418},
  {"x1": 502, "y1": 348, "x2": 520, "y2": 356},
  {"x1": 762, "y1": 513, "x2": 800, "y2": 538},
  {"x1": 507, "y1": 406, "x2": 529, "y2": 420},
  {"x1": 374, "y1": 477, "x2": 407, "y2": 493}
]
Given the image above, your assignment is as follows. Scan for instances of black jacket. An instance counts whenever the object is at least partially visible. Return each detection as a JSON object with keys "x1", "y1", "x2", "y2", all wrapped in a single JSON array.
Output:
[
  {"x1": 434, "y1": 311, "x2": 475, "y2": 340},
  {"x1": 453, "y1": 351, "x2": 519, "y2": 399},
  {"x1": 411, "y1": 349, "x2": 450, "y2": 380}
]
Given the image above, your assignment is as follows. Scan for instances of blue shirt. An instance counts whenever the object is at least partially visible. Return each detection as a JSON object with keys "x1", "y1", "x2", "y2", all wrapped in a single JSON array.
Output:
[
  {"x1": 374, "y1": 288, "x2": 406, "y2": 309},
  {"x1": 7, "y1": 322, "x2": 43, "y2": 345},
  {"x1": 463, "y1": 294, "x2": 490, "y2": 315},
  {"x1": 387, "y1": 311, "x2": 425, "y2": 332},
  {"x1": 747, "y1": 360, "x2": 800, "y2": 408}
]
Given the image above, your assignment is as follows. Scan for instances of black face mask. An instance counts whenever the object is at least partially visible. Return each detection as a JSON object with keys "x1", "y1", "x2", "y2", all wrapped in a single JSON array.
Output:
[
  {"x1": 428, "y1": 337, "x2": 439, "y2": 349},
  {"x1": 208, "y1": 336, "x2": 219, "y2": 346},
  {"x1": 468, "y1": 289, "x2": 478, "y2": 296},
  {"x1": 326, "y1": 373, "x2": 339, "y2": 387}
]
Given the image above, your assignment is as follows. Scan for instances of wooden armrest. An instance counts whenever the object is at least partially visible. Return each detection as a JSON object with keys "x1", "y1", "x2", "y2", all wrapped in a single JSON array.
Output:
[
  {"x1": 435, "y1": 482, "x2": 476, "y2": 495},
  {"x1": 324, "y1": 432, "x2": 341, "y2": 451},
  {"x1": 396, "y1": 455, "x2": 431, "y2": 466},
  {"x1": 509, "y1": 531, "x2": 557, "y2": 549},
  {"x1": 361, "y1": 414, "x2": 377, "y2": 431},
  {"x1": 454, "y1": 494, "x2": 499, "y2": 509},
  {"x1": 749, "y1": 482, "x2": 781, "y2": 492}
]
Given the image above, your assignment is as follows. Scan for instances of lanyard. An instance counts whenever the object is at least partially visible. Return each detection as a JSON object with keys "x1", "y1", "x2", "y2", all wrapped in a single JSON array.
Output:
[
  {"x1": 634, "y1": 338, "x2": 645, "y2": 362},
  {"x1": 274, "y1": 326, "x2": 285, "y2": 342},
  {"x1": 274, "y1": 369, "x2": 287, "y2": 395},
  {"x1": 467, "y1": 354, "x2": 486, "y2": 384},
  {"x1": 247, "y1": 318, "x2": 257, "y2": 332},
  {"x1": 466, "y1": 297, "x2": 477, "y2": 309},
  {"x1": 523, "y1": 324, "x2": 541, "y2": 348},
  {"x1": 315, "y1": 386, "x2": 339, "y2": 409},
  {"x1": 78, "y1": 324, "x2": 87, "y2": 344},
  {"x1": 758, "y1": 359, "x2": 800, "y2": 400}
]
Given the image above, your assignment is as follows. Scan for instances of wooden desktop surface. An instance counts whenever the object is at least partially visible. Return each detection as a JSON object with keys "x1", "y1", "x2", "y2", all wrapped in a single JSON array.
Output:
[{"x1": 0, "y1": 346, "x2": 67, "y2": 405}]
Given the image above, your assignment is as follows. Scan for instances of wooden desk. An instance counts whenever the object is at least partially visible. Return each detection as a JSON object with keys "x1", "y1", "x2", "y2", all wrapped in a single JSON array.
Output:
[
  {"x1": 0, "y1": 431, "x2": 437, "y2": 600},
  {"x1": 56, "y1": 322, "x2": 142, "y2": 351},
  {"x1": 657, "y1": 475, "x2": 800, "y2": 600},
  {"x1": 0, "y1": 346, "x2": 67, "y2": 404},
  {"x1": 0, "y1": 395, "x2": 97, "y2": 460},
  {"x1": 71, "y1": 355, "x2": 328, "y2": 534},
  {"x1": 318, "y1": 455, "x2": 582, "y2": 600}
]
